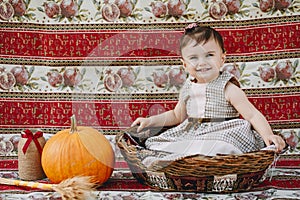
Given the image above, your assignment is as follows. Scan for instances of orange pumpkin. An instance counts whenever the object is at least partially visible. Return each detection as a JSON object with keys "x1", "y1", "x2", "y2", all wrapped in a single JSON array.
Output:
[{"x1": 41, "y1": 115, "x2": 115, "y2": 184}]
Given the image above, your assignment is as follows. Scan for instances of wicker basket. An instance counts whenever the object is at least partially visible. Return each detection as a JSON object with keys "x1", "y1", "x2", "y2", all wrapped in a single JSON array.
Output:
[{"x1": 116, "y1": 126, "x2": 277, "y2": 193}]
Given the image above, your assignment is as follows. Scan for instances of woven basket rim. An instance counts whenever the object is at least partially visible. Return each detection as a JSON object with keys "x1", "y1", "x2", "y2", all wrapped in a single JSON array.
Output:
[
  {"x1": 116, "y1": 131, "x2": 276, "y2": 174},
  {"x1": 116, "y1": 129, "x2": 280, "y2": 192}
]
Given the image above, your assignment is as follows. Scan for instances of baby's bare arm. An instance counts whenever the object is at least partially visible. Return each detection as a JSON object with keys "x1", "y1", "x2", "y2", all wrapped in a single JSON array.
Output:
[
  {"x1": 131, "y1": 100, "x2": 187, "y2": 132},
  {"x1": 225, "y1": 83, "x2": 286, "y2": 152}
]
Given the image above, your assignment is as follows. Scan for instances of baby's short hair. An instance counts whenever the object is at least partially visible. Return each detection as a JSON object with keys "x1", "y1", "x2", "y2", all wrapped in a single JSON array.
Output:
[{"x1": 180, "y1": 24, "x2": 225, "y2": 54}]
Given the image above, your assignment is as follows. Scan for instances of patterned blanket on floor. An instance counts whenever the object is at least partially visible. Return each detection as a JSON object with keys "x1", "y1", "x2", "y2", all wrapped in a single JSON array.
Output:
[
  {"x1": 0, "y1": 0, "x2": 299, "y2": 199},
  {"x1": 0, "y1": 154, "x2": 300, "y2": 199}
]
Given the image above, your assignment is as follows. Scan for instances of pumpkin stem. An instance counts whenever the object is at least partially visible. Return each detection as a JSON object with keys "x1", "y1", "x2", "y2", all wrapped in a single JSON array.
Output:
[{"x1": 70, "y1": 115, "x2": 78, "y2": 133}]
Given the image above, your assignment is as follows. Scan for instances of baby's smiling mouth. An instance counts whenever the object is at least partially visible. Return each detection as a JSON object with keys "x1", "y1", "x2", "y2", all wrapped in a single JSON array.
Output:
[{"x1": 196, "y1": 67, "x2": 211, "y2": 72}]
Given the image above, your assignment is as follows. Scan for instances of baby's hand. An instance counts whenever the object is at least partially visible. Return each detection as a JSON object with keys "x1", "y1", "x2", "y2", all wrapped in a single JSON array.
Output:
[
  {"x1": 267, "y1": 135, "x2": 286, "y2": 153},
  {"x1": 131, "y1": 117, "x2": 151, "y2": 132}
]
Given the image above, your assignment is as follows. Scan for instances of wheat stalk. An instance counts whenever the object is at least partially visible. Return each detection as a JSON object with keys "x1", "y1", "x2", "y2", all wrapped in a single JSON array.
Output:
[{"x1": 0, "y1": 176, "x2": 96, "y2": 200}]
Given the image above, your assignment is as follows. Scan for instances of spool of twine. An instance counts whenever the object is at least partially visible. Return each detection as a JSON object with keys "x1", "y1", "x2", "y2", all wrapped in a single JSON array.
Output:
[{"x1": 18, "y1": 130, "x2": 46, "y2": 181}]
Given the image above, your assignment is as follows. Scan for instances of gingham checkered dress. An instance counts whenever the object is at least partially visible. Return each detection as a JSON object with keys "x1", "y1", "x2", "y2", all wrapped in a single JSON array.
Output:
[{"x1": 143, "y1": 72, "x2": 265, "y2": 166}]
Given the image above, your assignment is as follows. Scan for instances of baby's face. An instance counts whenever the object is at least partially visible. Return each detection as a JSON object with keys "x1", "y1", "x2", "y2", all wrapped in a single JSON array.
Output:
[{"x1": 181, "y1": 38, "x2": 225, "y2": 83}]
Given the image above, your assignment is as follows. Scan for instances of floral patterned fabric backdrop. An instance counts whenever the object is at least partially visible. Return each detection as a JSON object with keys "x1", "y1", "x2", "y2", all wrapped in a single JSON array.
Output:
[{"x1": 0, "y1": 0, "x2": 299, "y2": 199}]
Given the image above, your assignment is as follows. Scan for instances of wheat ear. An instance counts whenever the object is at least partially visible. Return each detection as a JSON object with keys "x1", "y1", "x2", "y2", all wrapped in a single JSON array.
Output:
[{"x1": 0, "y1": 176, "x2": 96, "y2": 200}]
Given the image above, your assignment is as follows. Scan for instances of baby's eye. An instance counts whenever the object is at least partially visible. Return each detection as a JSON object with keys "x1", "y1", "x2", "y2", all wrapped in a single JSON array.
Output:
[
  {"x1": 206, "y1": 53, "x2": 214, "y2": 57},
  {"x1": 189, "y1": 56, "x2": 198, "y2": 61}
]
